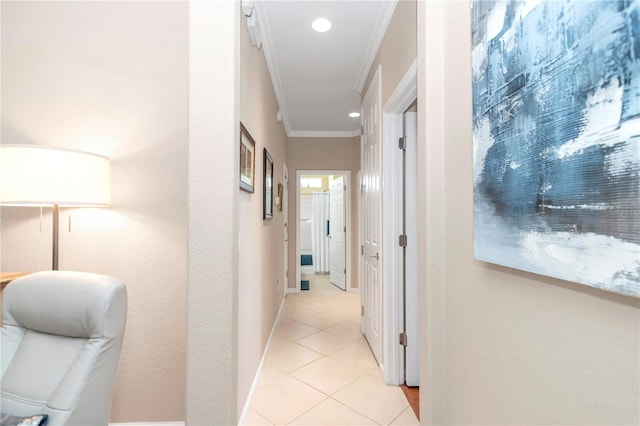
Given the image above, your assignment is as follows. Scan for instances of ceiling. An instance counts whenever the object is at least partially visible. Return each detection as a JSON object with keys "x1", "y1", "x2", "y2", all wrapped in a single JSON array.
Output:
[{"x1": 247, "y1": 1, "x2": 397, "y2": 137}]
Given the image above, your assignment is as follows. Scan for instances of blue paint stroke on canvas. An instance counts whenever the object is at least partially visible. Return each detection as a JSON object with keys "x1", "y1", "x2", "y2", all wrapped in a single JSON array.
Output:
[{"x1": 472, "y1": 0, "x2": 640, "y2": 296}]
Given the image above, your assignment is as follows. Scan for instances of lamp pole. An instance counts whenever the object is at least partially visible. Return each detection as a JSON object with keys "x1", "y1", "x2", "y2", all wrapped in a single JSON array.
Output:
[
  {"x1": 0, "y1": 145, "x2": 111, "y2": 271},
  {"x1": 52, "y1": 204, "x2": 59, "y2": 270}
]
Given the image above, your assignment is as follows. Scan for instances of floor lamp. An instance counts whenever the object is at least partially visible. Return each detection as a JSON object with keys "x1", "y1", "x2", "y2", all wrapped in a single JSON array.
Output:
[{"x1": 0, "y1": 145, "x2": 111, "y2": 270}]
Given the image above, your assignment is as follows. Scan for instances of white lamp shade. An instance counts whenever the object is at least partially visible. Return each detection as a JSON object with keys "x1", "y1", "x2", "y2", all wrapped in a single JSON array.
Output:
[{"x1": 0, "y1": 145, "x2": 111, "y2": 206}]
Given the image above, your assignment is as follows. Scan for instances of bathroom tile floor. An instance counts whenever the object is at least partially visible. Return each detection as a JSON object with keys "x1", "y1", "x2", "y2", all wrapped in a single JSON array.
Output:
[{"x1": 243, "y1": 274, "x2": 419, "y2": 425}]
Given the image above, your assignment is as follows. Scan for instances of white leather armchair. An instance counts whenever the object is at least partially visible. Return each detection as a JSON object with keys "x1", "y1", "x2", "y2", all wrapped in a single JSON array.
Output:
[{"x1": 1, "y1": 271, "x2": 127, "y2": 425}]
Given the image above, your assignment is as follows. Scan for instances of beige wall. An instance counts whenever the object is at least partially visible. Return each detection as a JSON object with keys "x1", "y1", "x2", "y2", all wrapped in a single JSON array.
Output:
[
  {"x1": 238, "y1": 10, "x2": 288, "y2": 417},
  {"x1": 418, "y1": 2, "x2": 640, "y2": 425},
  {"x1": 287, "y1": 137, "x2": 360, "y2": 290},
  {"x1": 362, "y1": 0, "x2": 417, "y2": 105},
  {"x1": 1, "y1": 2, "x2": 188, "y2": 422}
]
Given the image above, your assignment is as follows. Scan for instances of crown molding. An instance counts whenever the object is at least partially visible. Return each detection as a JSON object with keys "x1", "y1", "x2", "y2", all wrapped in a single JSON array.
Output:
[
  {"x1": 288, "y1": 129, "x2": 361, "y2": 138},
  {"x1": 384, "y1": 58, "x2": 417, "y2": 112},
  {"x1": 253, "y1": 1, "x2": 292, "y2": 135},
  {"x1": 353, "y1": 0, "x2": 398, "y2": 94}
]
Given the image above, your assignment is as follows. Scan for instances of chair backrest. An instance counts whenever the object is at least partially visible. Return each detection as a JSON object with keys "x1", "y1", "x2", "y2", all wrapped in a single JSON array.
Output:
[{"x1": 1, "y1": 271, "x2": 127, "y2": 425}]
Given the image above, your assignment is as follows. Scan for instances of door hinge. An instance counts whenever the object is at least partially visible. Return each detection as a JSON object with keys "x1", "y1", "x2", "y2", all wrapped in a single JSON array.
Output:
[
  {"x1": 361, "y1": 305, "x2": 364, "y2": 316},
  {"x1": 399, "y1": 332, "x2": 407, "y2": 346},
  {"x1": 344, "y1": 226, "x2": 346, "y2": 232},
  {"x1": 361, "y1": 245, "x2": 364, "y2": 255},
  {"x1": 399, "y1": 234, "x2": 408, "y2": 247},
  {"x1": 344, "y1": 268, "x2": 346, "y2": 274},
  {"x1": 361, "y1": 125, "x2": 364, "y2": 136},
  {"x1": 344, "y1": 184, "x2": 347, "y2": 192},
  {"x1": 399, "y1": 136, "x2": 407, "y2": 151}
]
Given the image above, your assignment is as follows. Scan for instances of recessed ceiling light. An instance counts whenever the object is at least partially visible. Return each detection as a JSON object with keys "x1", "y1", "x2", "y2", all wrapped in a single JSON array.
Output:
[
  {"x1": 349, "y1": 112, "x2": 360, "y2": 118},
  {"x1": 312, "y1": 18, "x2": 332, "y2": 33}
]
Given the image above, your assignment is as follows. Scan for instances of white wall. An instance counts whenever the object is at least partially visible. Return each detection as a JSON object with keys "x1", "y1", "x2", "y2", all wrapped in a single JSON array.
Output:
[
  {"x1": 1, "y1": 2, "x2": 188, "y2": 422},
  {"x1": 418, "y1": 2, "x2": 640, "y2": 425},
  {"x1": 187, "y1": 1, "x2": 239, "y2": 424}
]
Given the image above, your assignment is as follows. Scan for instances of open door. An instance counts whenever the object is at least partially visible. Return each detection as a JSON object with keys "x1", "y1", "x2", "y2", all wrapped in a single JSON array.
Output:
[
  {"x1": 296, "y1": 171, "x2": 352, "y2": 293},
  {"x1": 361, "y1": 67, "x2": 383, "y2": 365},
  {"x1": 329, "y1": 176, "x2": 346, "y2": 290}
]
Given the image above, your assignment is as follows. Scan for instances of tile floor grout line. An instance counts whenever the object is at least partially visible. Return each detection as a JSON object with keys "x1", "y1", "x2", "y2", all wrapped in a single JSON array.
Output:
[
  {"x1": 284, "y1": 394, "x2": 332, "y2": 425},
  {"x1": 325, "y1": 396, "x2": 385, "y2": 426},
  {"x1": 287, "y1": 355, "x2": 367, "y2": 397},
  {"x1": 246, "y1": 273, "x2": 418, "y2": 426}
]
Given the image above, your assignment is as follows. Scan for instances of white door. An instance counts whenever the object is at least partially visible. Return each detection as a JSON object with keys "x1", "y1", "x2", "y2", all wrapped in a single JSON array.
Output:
[
  {"x1": 361, "y1": 67, "x2": 383, "y2": 365},
  {"x1": 329, "y1": 176, "x2": 346, "y2": 290},
  {"x1": 404, "y1": 112, "x2": 419, "y2": 386},
  {"x1": 283, "y1": 164, "x2": 289, "y2": 297}
]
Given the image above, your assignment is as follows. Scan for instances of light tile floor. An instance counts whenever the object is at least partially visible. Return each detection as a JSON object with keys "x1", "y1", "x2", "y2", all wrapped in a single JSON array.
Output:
[{"x1": 243, "y1": 274, "x2": 419, "y2": 426}]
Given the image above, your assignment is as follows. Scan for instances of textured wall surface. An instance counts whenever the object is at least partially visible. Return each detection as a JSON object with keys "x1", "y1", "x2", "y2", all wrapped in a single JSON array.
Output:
[
  {"x1": 187, "y1": 1, "x2": 239, "y2": 425},
  {"x1": 238, "y1": 9, "x2": 288, "y2": 417},
  {"x1": 1, "y1": 2, "x2": 188, "y2": 422},
  {"x1": 418, "y1": 1, "x2": 640, "y2": 424}
]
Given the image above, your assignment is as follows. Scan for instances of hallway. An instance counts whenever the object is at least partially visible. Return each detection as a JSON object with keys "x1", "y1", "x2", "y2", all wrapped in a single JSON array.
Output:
[{"x1": 244, "y1": 275, "x2": 418, "y2": 425}]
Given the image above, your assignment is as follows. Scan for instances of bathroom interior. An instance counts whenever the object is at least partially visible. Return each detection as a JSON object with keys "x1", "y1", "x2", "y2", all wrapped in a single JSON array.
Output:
[{"x1": 298, "y1": 174, "x2": 347, "y2": 291}]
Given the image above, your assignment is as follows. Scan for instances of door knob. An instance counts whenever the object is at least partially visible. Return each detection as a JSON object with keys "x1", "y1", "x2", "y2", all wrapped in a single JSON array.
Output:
[{"x1": 368, "y1": 253, "x2": 379, "y2": 260}]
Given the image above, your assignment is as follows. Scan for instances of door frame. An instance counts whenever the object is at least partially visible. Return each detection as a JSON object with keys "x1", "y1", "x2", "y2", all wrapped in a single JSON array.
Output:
[
  {"x1": 293, "y1": 170, "x2": 353, "y2": 293},
  {"x1": 329, "y1": 175, "x2": 347, "y2": 290},
  {"x1": 382, "y1": 59, "x2": 417, "y2": 385},
  {"x1": 357, "y1": 168, "x2": 363, "y2": 306},
  {"x1": 283, "y1": 163, "x2": 289, "y2": 299}
]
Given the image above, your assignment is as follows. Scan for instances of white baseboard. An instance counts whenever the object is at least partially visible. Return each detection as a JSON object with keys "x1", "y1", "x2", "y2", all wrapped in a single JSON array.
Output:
[
  {"x1": 237, "y1": 296, "x2": 286, "y2": 425},
  {"x1": 110, "y1": 423, "x2": 184, "y2": 426},
  {"x1": 111, "y1": 301, "x2": 288, "y2": 426}
]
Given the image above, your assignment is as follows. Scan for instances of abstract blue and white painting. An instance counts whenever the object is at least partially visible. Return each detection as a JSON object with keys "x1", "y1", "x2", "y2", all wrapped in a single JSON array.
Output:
[{"x1": 472, "y1": 0, "x2": 640, "y2": 297}]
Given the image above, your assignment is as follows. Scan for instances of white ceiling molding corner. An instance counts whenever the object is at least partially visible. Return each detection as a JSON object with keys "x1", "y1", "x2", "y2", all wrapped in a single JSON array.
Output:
[
  {"x1": 253, "y1": 1, "x2": 293, "y2": 136},
  {"x1": 241, "y1": 0, "x2": 253, "y2": 17},
  {"x1": 246, "y1": 14, "x2": 262, "y2": 48},
  {"x1": 384, "y1": 58, "x2": 417, "y2": 112},
  {"x1": 241, "y1": 0, "x2": 262, "y2": 48},
  {"x1": 288, "y1": 130, "x2": 361, "y2": 139},
  {"x1": 353, "y1": 0, "x2": 399, "y2": 94}
]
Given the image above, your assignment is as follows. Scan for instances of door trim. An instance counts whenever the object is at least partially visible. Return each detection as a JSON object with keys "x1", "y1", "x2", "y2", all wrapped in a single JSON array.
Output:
[
  {"x1": 382, "y1": 59, "x2": 417, "y2": 385},
  {"x1": 329, "y1": 176, "x2": 347, "y2": 290},
  {"x1": 294, "y1": 170, "x2": 353, "y2": 293},
  {"x1": 357, "y1": 169, "x2": 363, "y2": 333},
  {"x1": 283, "y1": 163, "x2": 289, "y2": 300}
]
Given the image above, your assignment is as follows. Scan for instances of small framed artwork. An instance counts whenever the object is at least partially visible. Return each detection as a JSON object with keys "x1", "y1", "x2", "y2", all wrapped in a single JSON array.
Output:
[
  {"x1": 239, "y1": 123, "x2": 256, "y2": 193},
  {"x1": 263, "y1": 148, "x2": 274, "y2": 220},
  {"x1": 277, "y1": 183, "x2": 283, "y2": 212}
]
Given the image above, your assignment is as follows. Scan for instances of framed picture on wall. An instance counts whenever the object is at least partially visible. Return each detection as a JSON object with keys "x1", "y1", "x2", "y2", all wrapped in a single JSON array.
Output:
[
  {"x1": 263, "y1": 148, "x2": 274, "y2": 220},
  {"x1": 471, "y1": 0, "x2": 640, "y2": 297},
  {"x1": 277, "y1": 182, "x2": 283, "y2": 212},
  {"x1": 239, "y1": 123, "x2": 256, "y2": 193}
]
